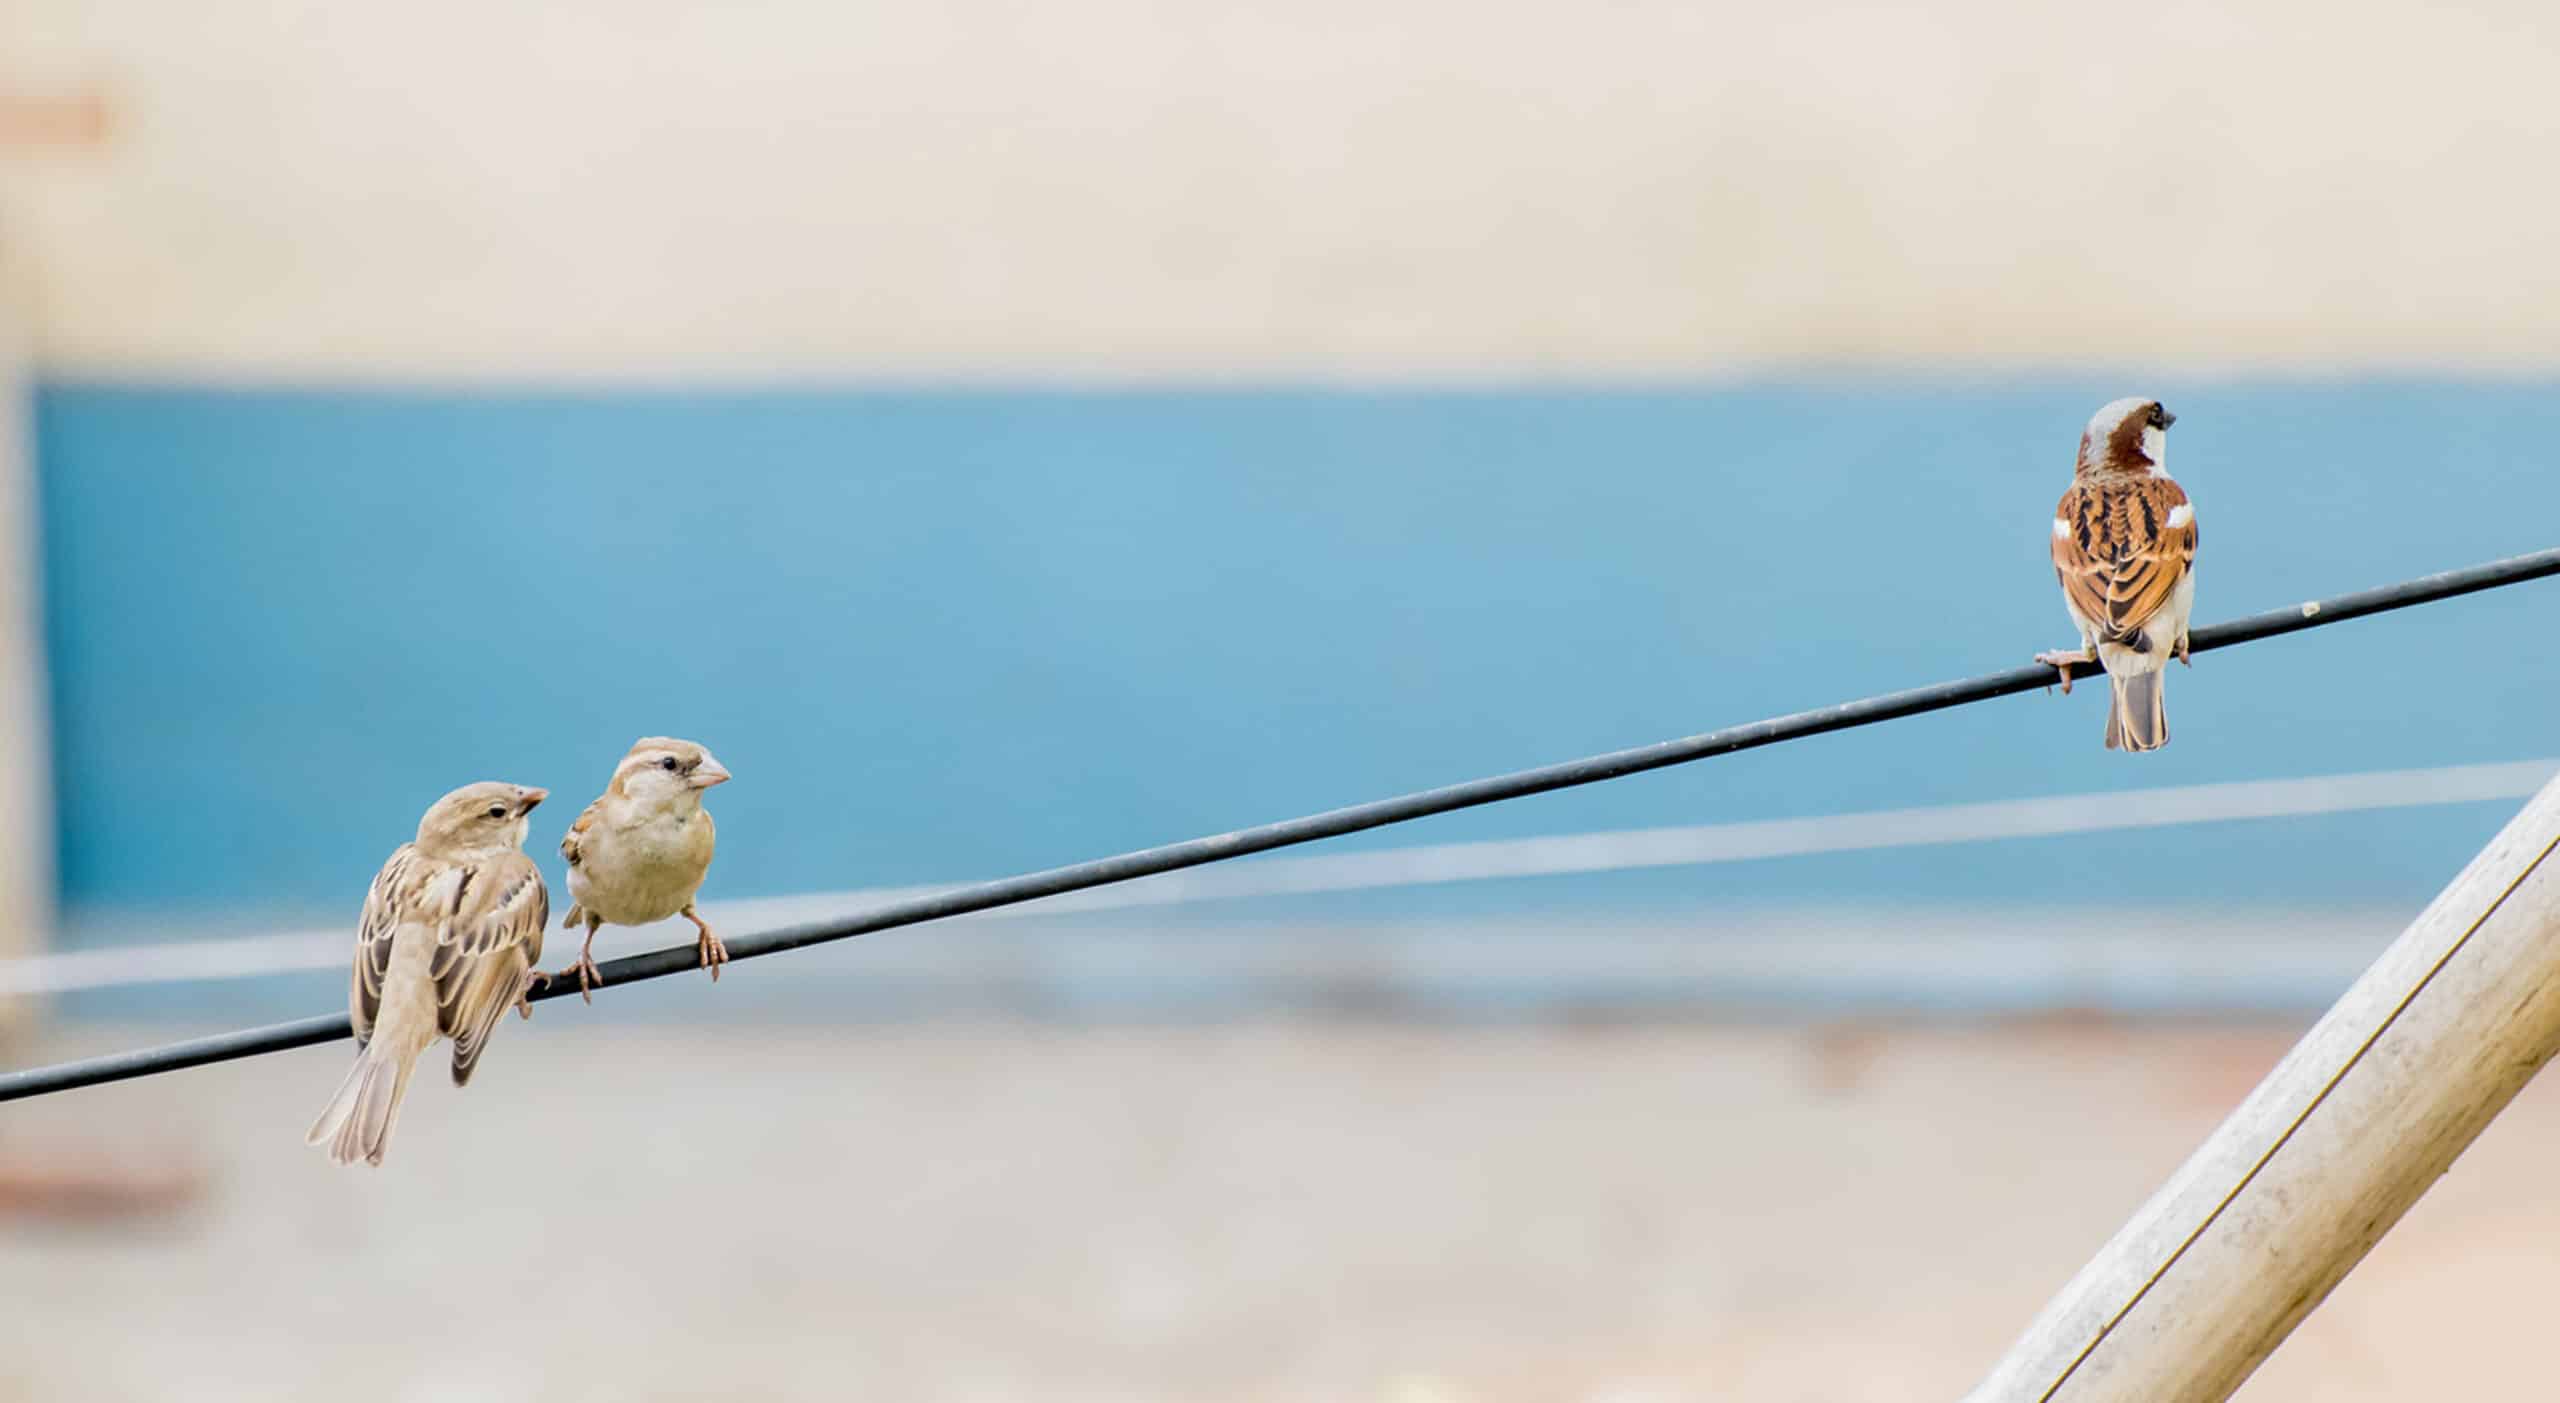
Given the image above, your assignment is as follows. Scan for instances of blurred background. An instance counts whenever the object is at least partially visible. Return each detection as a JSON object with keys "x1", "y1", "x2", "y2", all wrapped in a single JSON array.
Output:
[{"x1": 5, "y1": 1, "x2": 2560, "y2": 1398}]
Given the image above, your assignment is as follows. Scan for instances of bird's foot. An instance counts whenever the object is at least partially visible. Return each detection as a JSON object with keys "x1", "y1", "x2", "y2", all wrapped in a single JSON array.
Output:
[
  {"x1": 689, "y1": 918, "x2": 730, "y2": 983},
  {"x1": 2176, "y1": 633, "x2": 2192, "y2": 666},
  {"x1": 536, "y1": 953, "x2": 603, "y2": 1005},
  {"x1": 2034, "y1": 647, "x2": 2096, "y2": 695}
]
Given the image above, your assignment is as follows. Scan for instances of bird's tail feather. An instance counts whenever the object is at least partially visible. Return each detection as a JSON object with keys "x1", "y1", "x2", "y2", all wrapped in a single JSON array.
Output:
[
  {"x1": 2105, "y1": 669, "x2": 2169, "y2": 752},
  {"x1": 304, "y1": 1046, "x2": 418, "y2": 1167}
]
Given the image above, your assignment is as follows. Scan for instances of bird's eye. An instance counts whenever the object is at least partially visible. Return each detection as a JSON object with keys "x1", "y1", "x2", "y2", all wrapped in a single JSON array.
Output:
[
  {"x1": 484, "y1": 805, "x2": 507, "y2": 819},
  {"x1": 660, "y1": 756, "x2": 679, "y2": 771},
  {"x1": 2148, "y1": 404, "x2": 2167, "y2": 427}
]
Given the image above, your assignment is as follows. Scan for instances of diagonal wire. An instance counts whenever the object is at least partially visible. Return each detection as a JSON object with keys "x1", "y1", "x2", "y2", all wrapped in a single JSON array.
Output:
[{"x1": 5, "y1": 544, "x2": 2558, "y2": 1102}]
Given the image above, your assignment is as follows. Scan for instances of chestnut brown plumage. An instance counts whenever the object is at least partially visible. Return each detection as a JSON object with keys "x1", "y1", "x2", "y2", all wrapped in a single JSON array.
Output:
[{"x1": 2036, "y1": 397, "x2": 2199, "y2": 751}]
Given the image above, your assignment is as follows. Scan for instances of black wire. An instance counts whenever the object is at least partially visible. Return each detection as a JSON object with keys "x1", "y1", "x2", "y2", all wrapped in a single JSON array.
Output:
[{"x1": 7, "y1": 544, "x2": 2559, "y2": 1103}]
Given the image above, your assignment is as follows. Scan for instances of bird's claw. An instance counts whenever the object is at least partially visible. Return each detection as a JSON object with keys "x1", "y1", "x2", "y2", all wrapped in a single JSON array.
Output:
[
  {"x1": 681, "y1": 907, "x2": 731, "y2": 984},
  {"x1": 2034, "y1": 648, "x2": 2095, "y2": 696},
  {"x1": 536, "y1": 956, "x2": 602, "y2": 1004}
]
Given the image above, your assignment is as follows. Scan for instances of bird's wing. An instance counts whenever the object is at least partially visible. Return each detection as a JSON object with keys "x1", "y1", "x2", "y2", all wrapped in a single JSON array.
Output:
[
  {"x1": 2052, "y1": 476, "x2": 2197, "y2": 643},
  {"x1": 350, "y1": 844, "x2": 430, "y2": 1048},
  {"x1": 559, "y1": 801, "x2": 600, "y2": 867},
  {"x1": 437, "y1": 851, "x2": 551, "y2": 1086}
]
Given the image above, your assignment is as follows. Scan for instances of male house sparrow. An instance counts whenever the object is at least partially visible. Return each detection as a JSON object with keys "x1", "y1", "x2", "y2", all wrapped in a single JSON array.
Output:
[
  {"x1": 543, "y1": 737, "x2": 732, "y2": 1002},
  {"x1": 2036, "y1": 397, "x2": 2199, "y2": 752},
  {"x1": 306, "y1": 781, "x2": 550, "y2": 1167}
]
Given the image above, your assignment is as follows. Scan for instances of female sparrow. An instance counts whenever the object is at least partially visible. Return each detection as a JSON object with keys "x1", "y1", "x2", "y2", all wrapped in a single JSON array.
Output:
[
  {"x1": 2037, "y1": 397, "x2": 2199, "y2": 751},
  {"x1": 306, "y1": 781, "x2": 551, "y2": 1167},
  {"x1": 542, "y1": 737, "x2": 732, "y2": 1002}
]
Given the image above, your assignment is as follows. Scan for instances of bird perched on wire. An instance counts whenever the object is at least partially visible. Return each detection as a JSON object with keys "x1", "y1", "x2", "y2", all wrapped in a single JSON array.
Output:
[
  {"x1": 306, "y1": 781, "x2": 551, "y2": 1167},
  {"x1": 542, "y1": 737, "x2": 732, "y2": 1002},
  {"x1": 2036, "y1": 397, "x2": 2199, "y2": 751}
]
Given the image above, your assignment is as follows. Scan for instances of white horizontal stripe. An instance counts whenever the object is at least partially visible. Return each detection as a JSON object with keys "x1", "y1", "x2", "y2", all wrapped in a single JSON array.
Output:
[
  {"x1": 11, "y1": 759, "x2": 2547, "y2": 996},
  {"x1": 988, "y1": 758, "x2": 2555, "y2": 914},
  {"x1": 763, "y1": 914, "x2": 2391, "y2": 1016}
]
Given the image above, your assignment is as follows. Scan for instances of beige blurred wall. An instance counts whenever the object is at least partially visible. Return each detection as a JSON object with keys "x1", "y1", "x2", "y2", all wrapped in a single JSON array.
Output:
[
  {"x1": 0, "y1": 305, "x2": 51, "y2": 1030},
  {"x1": 3, "y1": 0, "x2": 2558, "y2": 380}
]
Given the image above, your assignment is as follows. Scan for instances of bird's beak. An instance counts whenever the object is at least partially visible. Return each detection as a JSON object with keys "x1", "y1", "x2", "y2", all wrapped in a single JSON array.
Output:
[
  {"x1": 690, "y1": 757, "x2": 731, "y2": 789},
  {"x1": 517, "y1": 787, "x2": 548, "y2": 814},
  {"x1": 2158, "y1": 409, "x2": 2178, "y2": 429}
]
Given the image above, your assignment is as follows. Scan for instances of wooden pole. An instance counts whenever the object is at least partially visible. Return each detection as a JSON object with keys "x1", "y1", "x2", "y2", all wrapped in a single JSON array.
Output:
[{"x1": 1966, "y1": 771, "x2": 2560, "y2": 1401}]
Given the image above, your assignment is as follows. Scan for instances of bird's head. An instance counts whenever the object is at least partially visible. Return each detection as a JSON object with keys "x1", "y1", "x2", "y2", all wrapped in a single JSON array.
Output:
[
  {"x1": 611, "y1": 737, "x2": 732, "y2": 809},
  {"x1": 2078, "y1": 397, "x2": 2175, "y2": 477},
  {"x1": 416, "y1": 781, "x2": 547, "y2": 858}
]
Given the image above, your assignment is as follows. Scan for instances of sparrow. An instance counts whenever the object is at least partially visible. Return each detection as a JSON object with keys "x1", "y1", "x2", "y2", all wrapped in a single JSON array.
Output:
[
  {"x1": 306, "y1": 781, "x2": 550, "y2": 1167},
  {"x1": 541, "y1": 737, "x2": 732, "y2": 1002},
  {"x1": 2036, "y1": 397, "x2": 2199, "y2": 752}
]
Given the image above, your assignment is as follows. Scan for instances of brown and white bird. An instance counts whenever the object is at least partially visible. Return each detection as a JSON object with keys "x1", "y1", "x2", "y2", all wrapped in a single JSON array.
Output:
[
  {"x1": 306, "y1": 781, "x2": 550, "y2": 1167},
  {"x1": 2037, "y1": 397, "x2": 2199, "y2": 751},
  {"x1": 543, "y1": 737, "x2": 731, "y2": 1002}
]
